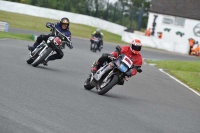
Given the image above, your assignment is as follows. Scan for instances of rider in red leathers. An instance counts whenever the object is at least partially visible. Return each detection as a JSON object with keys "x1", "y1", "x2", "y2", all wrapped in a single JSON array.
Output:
[{"x1": 91, "y1": 39, "x2": 143, "y2": 77}]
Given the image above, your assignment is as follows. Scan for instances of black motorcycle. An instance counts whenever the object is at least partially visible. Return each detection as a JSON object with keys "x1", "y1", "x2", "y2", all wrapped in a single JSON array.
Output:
[
  {"x1": 84, "y1": 46, "x2": 136, "y2": 95},
  {"x1": 26, "y1": 24, "x2": 72, "y2": 67},
  {"x1": 90, "y1": 37, "x2": 102, "y2": 52}
]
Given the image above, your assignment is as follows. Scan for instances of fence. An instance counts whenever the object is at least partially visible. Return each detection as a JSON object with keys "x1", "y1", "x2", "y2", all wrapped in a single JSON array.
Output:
[{"x1": 0, "y1": 21, "x2": 9, "y2": 32}]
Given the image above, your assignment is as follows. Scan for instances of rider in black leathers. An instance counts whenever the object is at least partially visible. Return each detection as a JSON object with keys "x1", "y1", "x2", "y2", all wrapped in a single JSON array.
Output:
[
  {"x1": 90, "y1": 29, "x2": 104, "y2": 49},
  {"x1": 28, "y1": 17, "x2": 73, "y2": 65}
]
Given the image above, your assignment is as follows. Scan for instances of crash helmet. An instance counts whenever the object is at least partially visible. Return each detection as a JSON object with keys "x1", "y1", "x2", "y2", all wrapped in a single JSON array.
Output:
[
  {"x1": 130, "y1": 39, "x2": 142, "y2": 54},
  {"x1": 96, "y1": 29, "x2": 101, "y2": 34},
  {"x1": 60, "y1": 17, "x2": 70, "y2": 29}
]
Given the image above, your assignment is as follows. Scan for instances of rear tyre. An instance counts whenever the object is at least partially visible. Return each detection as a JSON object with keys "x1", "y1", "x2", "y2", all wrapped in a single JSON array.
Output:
[
  {"x1": 97, "y1": 75, "x2": 119, "y2": 95},
  {"x1": 32, "y1": 47, "x2": 52, "y2": 67}
]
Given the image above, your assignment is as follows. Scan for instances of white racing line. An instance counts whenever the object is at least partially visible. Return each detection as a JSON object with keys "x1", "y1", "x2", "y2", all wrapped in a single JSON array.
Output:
[
  {"x1": 159, "y1": 69, "x2": 200, "y2": 96},
  {"x1": 143, "y1": 59, "x2": 200, "y2": 96}
]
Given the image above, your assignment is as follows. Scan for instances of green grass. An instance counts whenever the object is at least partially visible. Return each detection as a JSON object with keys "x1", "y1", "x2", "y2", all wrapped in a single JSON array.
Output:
[
  {"x1": 0, "y1": 31, "x2": 33, "y2": 41},
  {"x1": 146, "y1": 60, "x2": 200, "y2": 93},
  {"x1": 0, "y1": 10, "x2": 126, "y2": 44}
]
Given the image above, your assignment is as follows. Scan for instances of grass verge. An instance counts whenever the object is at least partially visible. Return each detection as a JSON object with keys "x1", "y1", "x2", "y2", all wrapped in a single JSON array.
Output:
[
  {"x1": 0, "y1": 10, "x2": 126, "y2": 44},
  {"x1": 0, "y1": 31, "x2": 33, "y2": 41},
  {"x1": 146, "y1": 60, "x2": 200, "y2": 93}
]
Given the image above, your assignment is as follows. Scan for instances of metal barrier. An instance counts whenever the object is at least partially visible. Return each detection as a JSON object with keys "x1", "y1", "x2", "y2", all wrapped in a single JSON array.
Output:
[{"x1": 0, "y1": 21, "x2": 9, "y2": 32}]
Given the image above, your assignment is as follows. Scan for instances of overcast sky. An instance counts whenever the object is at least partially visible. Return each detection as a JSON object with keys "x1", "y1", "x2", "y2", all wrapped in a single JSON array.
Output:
[{"x1": 109, "y1": 0, "x2": 118, "y2": 4}]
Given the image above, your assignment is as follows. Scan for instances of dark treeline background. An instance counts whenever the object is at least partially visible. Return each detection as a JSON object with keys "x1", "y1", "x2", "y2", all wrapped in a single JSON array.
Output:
[{"x1": 5, "y1": 0, "x2": 151, "y2": 31}]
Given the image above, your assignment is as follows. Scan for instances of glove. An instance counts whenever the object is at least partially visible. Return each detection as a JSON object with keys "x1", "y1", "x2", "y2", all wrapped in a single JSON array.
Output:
[
  {"x1": 137, "y1": 68, "x2": 142, "y2": 73},
  {"x1": 108, "y1": 55, "x2": 116, "y2": 60},
  {"x1": 46, "y1": 22, "x2": 53, "y2": 28},
  {"x1": 66, "y1": 41, "x2": 73, "y2": 49}
]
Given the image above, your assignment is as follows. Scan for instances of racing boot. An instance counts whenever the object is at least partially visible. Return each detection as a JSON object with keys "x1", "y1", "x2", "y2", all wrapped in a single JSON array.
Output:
[
  {"x1": 43, "y1": 58, "x2": 49, "y2": 66},
  {"x1": 28, "y1": 42, "x2": 39, "y2": 52},
  {"x1": 91, "y1": 61, "x2": 101, "y2": 73}
]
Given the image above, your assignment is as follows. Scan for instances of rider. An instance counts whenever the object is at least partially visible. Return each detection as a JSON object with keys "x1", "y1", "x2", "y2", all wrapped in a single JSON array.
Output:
[
  {"x1": 91, "y1": 39, "x2": 143, "y2": 78},
  {"x1": 90, "y1": 28, "x2": 104, "y2": 49},
  {"x1": 28, "y1": 17, "x2": 73, "y2": 65}
]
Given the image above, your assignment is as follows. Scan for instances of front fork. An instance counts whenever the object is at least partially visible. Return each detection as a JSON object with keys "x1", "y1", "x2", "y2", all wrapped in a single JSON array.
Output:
[
  {"x1": 44, "y1": 49, "x2": 54, "y2": 61},
  {"x1": 30, "y1": 42, "x2": 46, "y2": 57}
]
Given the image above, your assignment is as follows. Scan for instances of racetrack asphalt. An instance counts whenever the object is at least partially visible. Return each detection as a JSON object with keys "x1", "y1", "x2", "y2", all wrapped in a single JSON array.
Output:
[{"x1": 0, "y1": 28, "x2": 199, "y2": 133}]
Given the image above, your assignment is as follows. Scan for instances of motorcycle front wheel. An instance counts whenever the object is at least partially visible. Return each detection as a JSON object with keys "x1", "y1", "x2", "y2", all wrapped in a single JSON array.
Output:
[
  {"x1": 92, "y1": 43, "x2": 97, "y2": 52},
  {"x1": 32, "y1": 47, "x2": 52, "y2": 67},
  {"x1": 97, "y1": 75, "x2": 119, "y2": 95},
  {"x1": 26, "y1": 58, "x2": 34, "y2": 64},
  {"x1": 84, "y1": 77, "x2": 94, "y2": 90}
]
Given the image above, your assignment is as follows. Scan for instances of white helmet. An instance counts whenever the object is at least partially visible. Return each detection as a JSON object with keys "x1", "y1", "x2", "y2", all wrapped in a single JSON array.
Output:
[
  {"x1": 96, "y1": 29, "x2": 101, "y2": 33},
  {"x1": 130, "y1": 39, "x2": 142, "y2": 54}
]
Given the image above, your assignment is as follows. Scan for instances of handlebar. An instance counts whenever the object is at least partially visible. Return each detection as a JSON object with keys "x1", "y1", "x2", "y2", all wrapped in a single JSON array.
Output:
[{"x1": 47, "y1": 24, "x2": 73, "y2": 49}]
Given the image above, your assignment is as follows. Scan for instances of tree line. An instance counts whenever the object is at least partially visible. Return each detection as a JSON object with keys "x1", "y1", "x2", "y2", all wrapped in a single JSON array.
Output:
[{"x1": 5, "y1": 0, "x2": 151, "y2": 31}]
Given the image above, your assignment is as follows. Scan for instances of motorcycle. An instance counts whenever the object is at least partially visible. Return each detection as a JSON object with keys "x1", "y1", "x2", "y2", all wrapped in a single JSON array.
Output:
[
  {"x1": 26, "y1": 24, "x2": 72, "y2": 67},
  {"x1": 90, "y1": 37, "x2": 101, "y2": 52},
  {"x1": 84, "y1": 46, "x2": 135, "y2": 95}
]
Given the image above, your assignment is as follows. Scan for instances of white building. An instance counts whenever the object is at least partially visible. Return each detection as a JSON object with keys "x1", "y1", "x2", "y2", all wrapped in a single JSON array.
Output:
[{"x1": 147, "y1": 0, "x2": 200, "y2": 44}]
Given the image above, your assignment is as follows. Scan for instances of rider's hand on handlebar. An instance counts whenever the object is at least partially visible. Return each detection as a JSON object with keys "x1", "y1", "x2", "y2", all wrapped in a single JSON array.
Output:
[
  {"x1": 108, "y1": 55, "x2": 116, "y2": 60},
  {"x1": 46, "y1": 22, "x2": 54, "y2": 28},
  {"x1": 66, "y1": 42, "x2": 73, "y2": 49},
  {"x1": 137, "y1": 68, "x2": 142, "y2": 73}
]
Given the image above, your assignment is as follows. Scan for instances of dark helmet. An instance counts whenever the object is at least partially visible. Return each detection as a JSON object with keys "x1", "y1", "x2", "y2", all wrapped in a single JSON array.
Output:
[{"x1": 60, "y1": 17, "x2": 70, "y2": 28}]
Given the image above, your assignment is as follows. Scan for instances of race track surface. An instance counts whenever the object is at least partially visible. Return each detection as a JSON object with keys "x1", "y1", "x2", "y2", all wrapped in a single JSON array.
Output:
[{"x1": 0, "y1": 36, "x2": 200, "y2": 133}]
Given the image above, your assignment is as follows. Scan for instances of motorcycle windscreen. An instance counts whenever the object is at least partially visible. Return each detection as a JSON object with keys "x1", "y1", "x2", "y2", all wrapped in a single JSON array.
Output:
[{"x1": 119, "y1": 64, "x2": 128, "y2": 72}]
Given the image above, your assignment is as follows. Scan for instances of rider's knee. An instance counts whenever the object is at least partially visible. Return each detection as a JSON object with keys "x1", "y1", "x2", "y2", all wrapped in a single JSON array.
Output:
[{"x1": 57, "y1": 52, "x2": 64, "y2": 59}]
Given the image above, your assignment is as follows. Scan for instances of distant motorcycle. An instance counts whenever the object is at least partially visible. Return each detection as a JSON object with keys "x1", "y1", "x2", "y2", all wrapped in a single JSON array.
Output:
[
  {"x1": 84, "y1": 46, "x2": 136, "y2": 95},
  {"x1": 90, "y1": 37, "x2": 101, "y2": 52},
  {"x1": 26, "y1": 24, "x2": 72, "y2": 67}
]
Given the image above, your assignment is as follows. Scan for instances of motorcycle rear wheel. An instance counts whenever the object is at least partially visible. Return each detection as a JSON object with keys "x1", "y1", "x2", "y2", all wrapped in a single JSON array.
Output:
[
  {"x1": 97, "y1": 75, "x2": 119, "y2": 95},
  {"x1": 32, "y1": 47, "x2": 52, "y2": 67}
]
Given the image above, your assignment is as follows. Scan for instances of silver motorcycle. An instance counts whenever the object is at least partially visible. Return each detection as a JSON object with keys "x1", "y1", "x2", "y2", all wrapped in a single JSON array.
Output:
[
  {"x1": 84, "y1": 46, "x2": 135, "y2": 95},
  {"x1": 26, "y1": 24, "x2": 72, "y2": 67}
]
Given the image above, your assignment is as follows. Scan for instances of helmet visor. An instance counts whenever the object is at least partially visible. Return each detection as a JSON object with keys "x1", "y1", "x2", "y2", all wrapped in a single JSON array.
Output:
[
  {"x1": 131, "y1": 45, "x2": 141, "y2": 51},
  {"x1": 62, "y1": 24, "x2": 69, "y2": 27},
  {"x1": 61, "y1": 19, "x2": 69, "y2": 25}
]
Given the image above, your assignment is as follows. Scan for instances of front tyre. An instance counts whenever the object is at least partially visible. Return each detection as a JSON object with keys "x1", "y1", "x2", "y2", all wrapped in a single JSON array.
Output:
[
  {"x1": 26, "y1": 58, "x2": 34, "y2": 64},
  {"x1": 32, "y1": 47, "x2": 52, "y2": 67},
  {"x1": 94, "y1": 43, "x2": 97, "y2": 52},
  {"x1": 91, "y1": 43, "x2": 94, "y2": 52},
  {"x1": 97, "y1": 75, "x2": 119, "y2": 95},
  {"x1": 84, "y1": 78, "x2": 94, "y2": 90}
]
